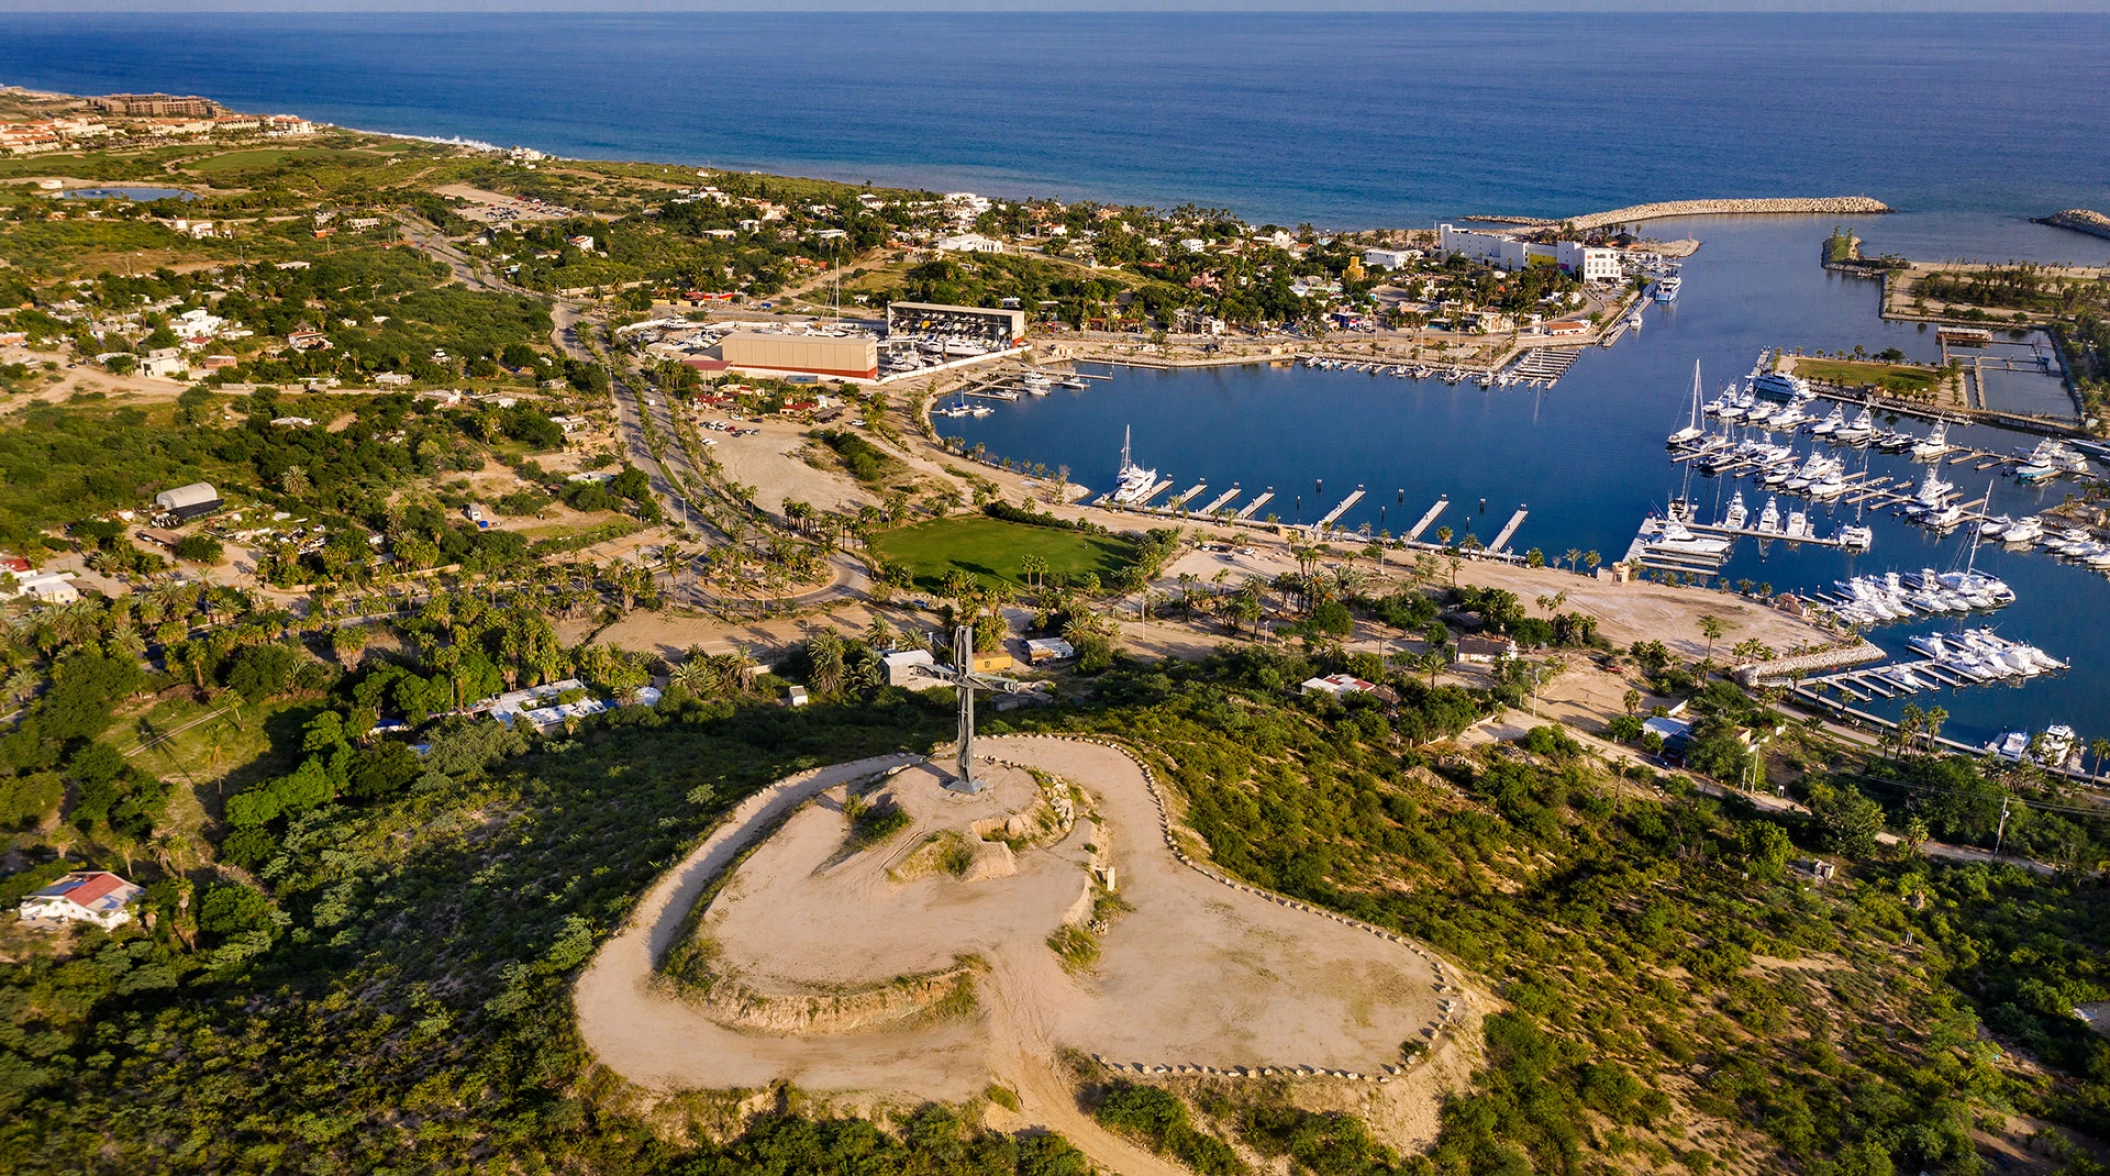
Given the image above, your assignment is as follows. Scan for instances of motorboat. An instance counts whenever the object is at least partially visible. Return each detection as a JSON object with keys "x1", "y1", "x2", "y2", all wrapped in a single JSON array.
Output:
[
  {"x1": 1785, "y1": 509, "x2": 1813, "y2": 539},
  {"x1": 1723, "y1": 491, "x2": 1749, "y2": 530},
  {"x1": 2001, "y1": 515, "x2": 2044, "y2": 545},
  {"x1": 1756, "y1": 496, "x2": 1782, "y2": 535},
  {"x1": 1810, "y1": 405, "x2": 1846, "y2": 436},
  {"x1": 1642, "y1": 517, "x2": 1733, "y2": 557},
  {"x1": 1911, "y1": 421, "x2": 1953, "y2": 460},
  {"x1": 1839, "y1": 524, "x2": 1873, "y2": 550},
  {"x1": 1835, "y1": 407, "x2": 1877, "y2": 445},
  {"x1": 1977, "y1": 514, "x2": 2012, "y2": 540}
]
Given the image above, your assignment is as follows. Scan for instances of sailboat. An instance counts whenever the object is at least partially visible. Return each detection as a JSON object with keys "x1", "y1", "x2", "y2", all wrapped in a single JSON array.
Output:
[{"x1": 1668, "y1": 360, "x2": 1706, "y2": 447}]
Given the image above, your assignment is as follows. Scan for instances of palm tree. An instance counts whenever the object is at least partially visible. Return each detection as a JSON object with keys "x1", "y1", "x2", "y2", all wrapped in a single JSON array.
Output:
[{"x1": 1697, "y1": 615, "x2": 1729, "y2": 664}]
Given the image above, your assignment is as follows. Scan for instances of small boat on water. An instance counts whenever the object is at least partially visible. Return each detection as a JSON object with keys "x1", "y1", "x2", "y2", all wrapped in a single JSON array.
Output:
[
  {"x1": 1668, "y1": 361, "x2": 1707, "y2": 447},
  {"x1": 1910, "y1": 421, "x2": 1953, "y2": 460},
  {"x1": 1756, "y1": 496, "x2": 1783, "y2": 535},
  {"x1": 1722, "y1": 490, "x2": 1749, "y2": 530},
  {"x1": 1654, "y1": 275, "x2": 1682, "y2": 303}
]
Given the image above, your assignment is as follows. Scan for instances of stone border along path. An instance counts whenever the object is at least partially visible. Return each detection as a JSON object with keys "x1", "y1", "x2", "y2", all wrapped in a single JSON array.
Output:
[{"x1": 993, "y1": 734, "x2": 1480, "y2": 1086}]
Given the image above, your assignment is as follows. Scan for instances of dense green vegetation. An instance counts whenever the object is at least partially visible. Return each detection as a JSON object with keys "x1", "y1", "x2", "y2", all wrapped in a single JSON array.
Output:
[
  {"x1": 1792, "y1": 357, "x2": 1942, "y2": 397},
  {"x1": 868, "y1": 515, "x2": 1140, "y2": 593}
]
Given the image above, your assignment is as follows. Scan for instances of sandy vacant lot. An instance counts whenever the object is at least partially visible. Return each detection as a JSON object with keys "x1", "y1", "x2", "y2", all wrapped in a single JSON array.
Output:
[{"x1": 577, "y1": 736, "x2": 1473, "y2": 1167}]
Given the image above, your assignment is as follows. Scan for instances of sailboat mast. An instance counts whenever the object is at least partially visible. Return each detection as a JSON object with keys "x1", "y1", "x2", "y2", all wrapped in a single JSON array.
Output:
[{"x1": 1120, "y1": 424, "x2": 1131, "y2": 471}]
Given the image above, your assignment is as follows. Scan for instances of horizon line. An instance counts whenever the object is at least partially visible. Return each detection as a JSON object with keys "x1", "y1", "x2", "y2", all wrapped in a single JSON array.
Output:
[{"x1": 6, "y1": 2, "x2": 2110, "y2": 12}]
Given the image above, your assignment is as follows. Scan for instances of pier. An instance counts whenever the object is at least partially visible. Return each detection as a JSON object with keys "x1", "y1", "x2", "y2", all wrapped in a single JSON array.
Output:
[
  {"x1": 1313, "y1": 486, "x2": 1365, "y2": 532},
  {"x1": 1505, "y1": 347, "x2": 1584, "y2": 385},
  {"x1": 1487, "y1": 506, "x2": 1529, "y2": 553},
  {"x1": 1137, "y1": 479, "x2": 1174, "y2": 507},
  {"x1": 1167, "y1": 482, "x2": 1207, "y2": 511},
  {"x1": 1406, "y1": 497, "x2": 1449, "y2": 541},
  {"x1": 1197, "y1": 485, "x2": 1242, "y2": 516},
  {"x1": 1234, "y1": 490, "x2": 1276, "y2": 521}
]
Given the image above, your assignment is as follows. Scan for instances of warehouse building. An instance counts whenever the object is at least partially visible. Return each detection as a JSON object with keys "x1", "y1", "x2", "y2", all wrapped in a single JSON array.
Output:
[
  {"x1": 719, "y1": 333, "x2": 878, "y2": 380},
  {"x1": 153, "y1": 482, "x2": 223, "y2": 522},
  {"x1": 885, "y1": 301, "x2": 1027, "y2": 349}
]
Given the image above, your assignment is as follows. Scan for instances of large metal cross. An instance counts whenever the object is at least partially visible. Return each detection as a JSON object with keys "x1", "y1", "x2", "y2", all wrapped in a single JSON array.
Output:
[{"x1": 920, "y1": 624, "x2": 1037, "y2": 793}]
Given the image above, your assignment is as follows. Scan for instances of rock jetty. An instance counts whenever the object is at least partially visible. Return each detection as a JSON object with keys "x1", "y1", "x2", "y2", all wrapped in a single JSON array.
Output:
[
  {"x1": 2034, "y1": 209, "x2": 2110, "y2": 242},
  {"x1": 1463, "y1": 196, "x2": 1892, "y2": 233}
]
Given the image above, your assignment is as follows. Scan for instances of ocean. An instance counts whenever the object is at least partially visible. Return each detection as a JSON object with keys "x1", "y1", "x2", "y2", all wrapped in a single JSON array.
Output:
[
  {"x1": 5, "y1": 13, "x2": 2110, "y2": 747},
  {"x1": 2, "y1": 13, "x2": 2108, "y2": 228}
]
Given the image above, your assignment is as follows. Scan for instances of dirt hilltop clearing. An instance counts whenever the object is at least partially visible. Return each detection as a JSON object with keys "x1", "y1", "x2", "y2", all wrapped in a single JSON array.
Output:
[{"x1": 577, "y1": 736, "x2": 1478, "y2": 1160}]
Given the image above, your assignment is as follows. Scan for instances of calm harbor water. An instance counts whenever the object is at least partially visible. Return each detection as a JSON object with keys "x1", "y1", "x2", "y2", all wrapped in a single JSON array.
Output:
[
  {"x1": 4, "y1": 14, "x2": 2108, "y2": 745},
  {"x1": 949, "y1": 214, "x2": 2110, "y2": 750}
]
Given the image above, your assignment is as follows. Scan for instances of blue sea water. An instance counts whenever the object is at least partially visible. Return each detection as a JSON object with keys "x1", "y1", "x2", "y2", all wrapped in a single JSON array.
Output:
[
  {"x1": 4, "y1": 13, "x2": 2110, "y2": 747},
  {"x1": 2, "y1": 13, "x2": 2108, "y2": 228}
]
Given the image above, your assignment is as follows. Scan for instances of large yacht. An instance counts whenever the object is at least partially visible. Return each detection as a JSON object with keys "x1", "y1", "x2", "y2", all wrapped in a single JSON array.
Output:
[{"x1": 1111, "y1": 426, "x2": 1158, "y2": 505}]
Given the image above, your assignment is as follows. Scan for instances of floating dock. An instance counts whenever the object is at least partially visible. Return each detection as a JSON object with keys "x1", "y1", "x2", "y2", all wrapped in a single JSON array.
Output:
[
  {"x1": 1137, "y1": 480, "x2": 1174, "y2": 506},
  {"x1": 1487, "y1": 506, "x2": 1528, "y2": 553},
  {"x1": 1406, "y1": 497, "x2": 1449, "y2": 541},
  {"x1": 1314, "y1": 487, "x2": 1365, "y2": 532},
  {"x1": 1234, "y1": 490, "x2": 1276, "y2": 521},
  {"x1": 1167, "y1": 482, "x2": 1207, "y2": 511},
  {"x1": 1198, "y1": 485, "x2": 1242, "y2": 515}
]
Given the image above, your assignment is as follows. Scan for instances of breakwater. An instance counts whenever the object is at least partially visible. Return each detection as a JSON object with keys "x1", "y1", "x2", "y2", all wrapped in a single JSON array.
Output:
[
  {"x1": 1465, "y1": 196, "x2": 1892, "y2": 233},
  {"x1": 2035, "y1": 209, "x2": 2110, "y2": 242}
]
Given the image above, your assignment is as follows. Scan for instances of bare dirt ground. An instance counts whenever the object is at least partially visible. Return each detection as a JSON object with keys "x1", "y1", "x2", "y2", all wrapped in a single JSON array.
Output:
[
  {"x1": 704, "y1": 417, "x2": 875, "y2": 518},
  {"x1": 576, "y1": 736, "x2": 1472, "y2": 1170}
]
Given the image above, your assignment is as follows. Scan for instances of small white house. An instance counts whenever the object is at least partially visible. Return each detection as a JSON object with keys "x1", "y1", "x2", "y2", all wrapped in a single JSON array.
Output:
[
  {"x1": 4, "y1": 570, "x2": 79, "y2": 604},
  {"x1": 18, "y1": 871, "x2": 144, "y2": 929},
  {"x1": 1025, "y1": 638, "x2": 1075, "y2": 664},
  {"x1": 935, "y1": 233, "x2": 1004, "y2": 254},
  {"x1": 1300, "y1": 672, "x2": 1375, "y2": 698}
]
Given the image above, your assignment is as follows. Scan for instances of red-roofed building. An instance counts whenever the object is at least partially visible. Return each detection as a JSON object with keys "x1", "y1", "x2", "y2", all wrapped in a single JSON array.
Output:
[{"x1": 17, "y1": 871, "x2": 144, "y2": 929}]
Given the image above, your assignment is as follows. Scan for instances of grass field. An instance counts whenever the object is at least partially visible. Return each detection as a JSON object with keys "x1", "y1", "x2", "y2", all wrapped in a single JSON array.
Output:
[
  {"x1": 1791, "y1": 357, "x2": 1942, "y2": 396},
  {"x1": 868, "y1": 516, "x2": 1137, "y2": 591},
  {"x1": 189, "y1": 148, "x2": 383, "y2": 174}
]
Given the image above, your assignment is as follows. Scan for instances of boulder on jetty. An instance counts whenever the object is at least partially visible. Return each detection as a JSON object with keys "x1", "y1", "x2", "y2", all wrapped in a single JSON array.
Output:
[{"x1": 2034, "y1": 209, "x2": 2110, "y2": 242}]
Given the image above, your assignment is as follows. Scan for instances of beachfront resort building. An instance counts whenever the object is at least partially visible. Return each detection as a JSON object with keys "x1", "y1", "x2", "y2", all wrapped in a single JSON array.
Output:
[{"x1": 1437, "y1": 224, "x2": 1623, "y2": 283}]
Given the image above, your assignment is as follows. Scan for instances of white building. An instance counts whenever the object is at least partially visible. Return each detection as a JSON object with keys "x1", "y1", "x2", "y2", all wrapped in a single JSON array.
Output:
[
  {"x1": 1362, "y1": 248, "x2": 1419, "y2": 271},
  {"x1": 1437, "y1": 225, "x2": 1623, "y2": 283},
  {"x1": 4, "y1": 570, "x2": 79, "y2": 604},
  {"x1": 935, "y1": 233, "x2": 1005, "y2": 255},
  {"x1": 1300, "y1": 673, "x2": 1376, "y2": 698},
  {"x1": 18, "y1": 871, "x2": 143, "y2": 929}
]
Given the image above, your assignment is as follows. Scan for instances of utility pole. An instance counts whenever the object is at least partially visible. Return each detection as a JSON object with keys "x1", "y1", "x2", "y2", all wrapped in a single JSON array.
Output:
[{"x1": 1994, "y1": 794, "x2": 2012, "y2": 857}]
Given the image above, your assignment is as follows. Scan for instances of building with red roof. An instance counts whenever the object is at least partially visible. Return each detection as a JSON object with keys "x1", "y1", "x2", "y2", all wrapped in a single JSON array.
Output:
[{"x1": 17, "y1": 871, "x2": 144, "y2": 929}]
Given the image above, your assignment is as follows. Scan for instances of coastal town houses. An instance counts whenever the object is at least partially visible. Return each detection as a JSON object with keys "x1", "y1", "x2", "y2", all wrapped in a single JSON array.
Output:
[{"x1": 18, "y1": 871, "x2": 144, "y2": 929}]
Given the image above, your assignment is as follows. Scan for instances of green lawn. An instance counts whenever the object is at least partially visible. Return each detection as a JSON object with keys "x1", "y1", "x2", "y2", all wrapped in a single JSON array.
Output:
[
  {"x1": 1792, "y1": 358, "x2": 1941, "y2": 396},
  {"x1": 188, "y1": 148, "x2": 382, "y2": 174},
  {"x1": 868, "y1": 515, "x2": 1137, "y2": 591}
]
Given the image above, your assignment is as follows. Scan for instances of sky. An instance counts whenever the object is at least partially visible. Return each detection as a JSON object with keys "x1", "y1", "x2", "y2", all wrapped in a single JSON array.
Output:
[{"x1": 4, "y1": 0, "x2": 2108, "y2": 10}]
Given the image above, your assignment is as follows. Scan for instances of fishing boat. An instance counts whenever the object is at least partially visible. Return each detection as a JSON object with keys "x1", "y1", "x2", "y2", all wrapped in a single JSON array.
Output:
[
  {"x1": 1910, "y1": 421, "x2": 1953, "y2": 460},
  {"x1": 1756, "y1": 496, "x2": 1783, "y2": 535},
  {"x1": 2002, "y1": 515, "x2": 2044, "y2": 545},
  {"x1": 1722, "y1": 491, "x2": 1749, "y2": 530},
  {"x1": 1809, "y1": 405, "x2": 1846, "y2": 436},
  {"x1": 1838, "y1": 524, "x2": 1873, "y2": 550}
]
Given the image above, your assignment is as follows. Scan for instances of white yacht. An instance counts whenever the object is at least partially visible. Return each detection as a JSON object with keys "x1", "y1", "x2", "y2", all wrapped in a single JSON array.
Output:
[
  {"x1": 1643, "y1": 517, "x2": 1733, "y2": 557},
  {"x1": 1839, "y1": 524, "x2": 1873, "y2": 550},
  {"x1": 1910, "y1": 421, "x2": 1953, "y2": 460},
  {"x1": 1723, "y1": 491, "x2": 1749, "y2": 530},
  {"x1": 1110, "y1": 426, "x2": 1158, "y2": 505},
  {"x1": 1835, "y1": 407, "x2": 1877, "y2": 445},
  {"x1": 1810, "y1": 405, "x2": 1846, "y2": 436},
  {"x1": 1756, "y1": 496, "x2": 1782, "y2": 535},
  {"x1": 2002, "y1": 515, "x2": 2045, "y2": 545}
]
